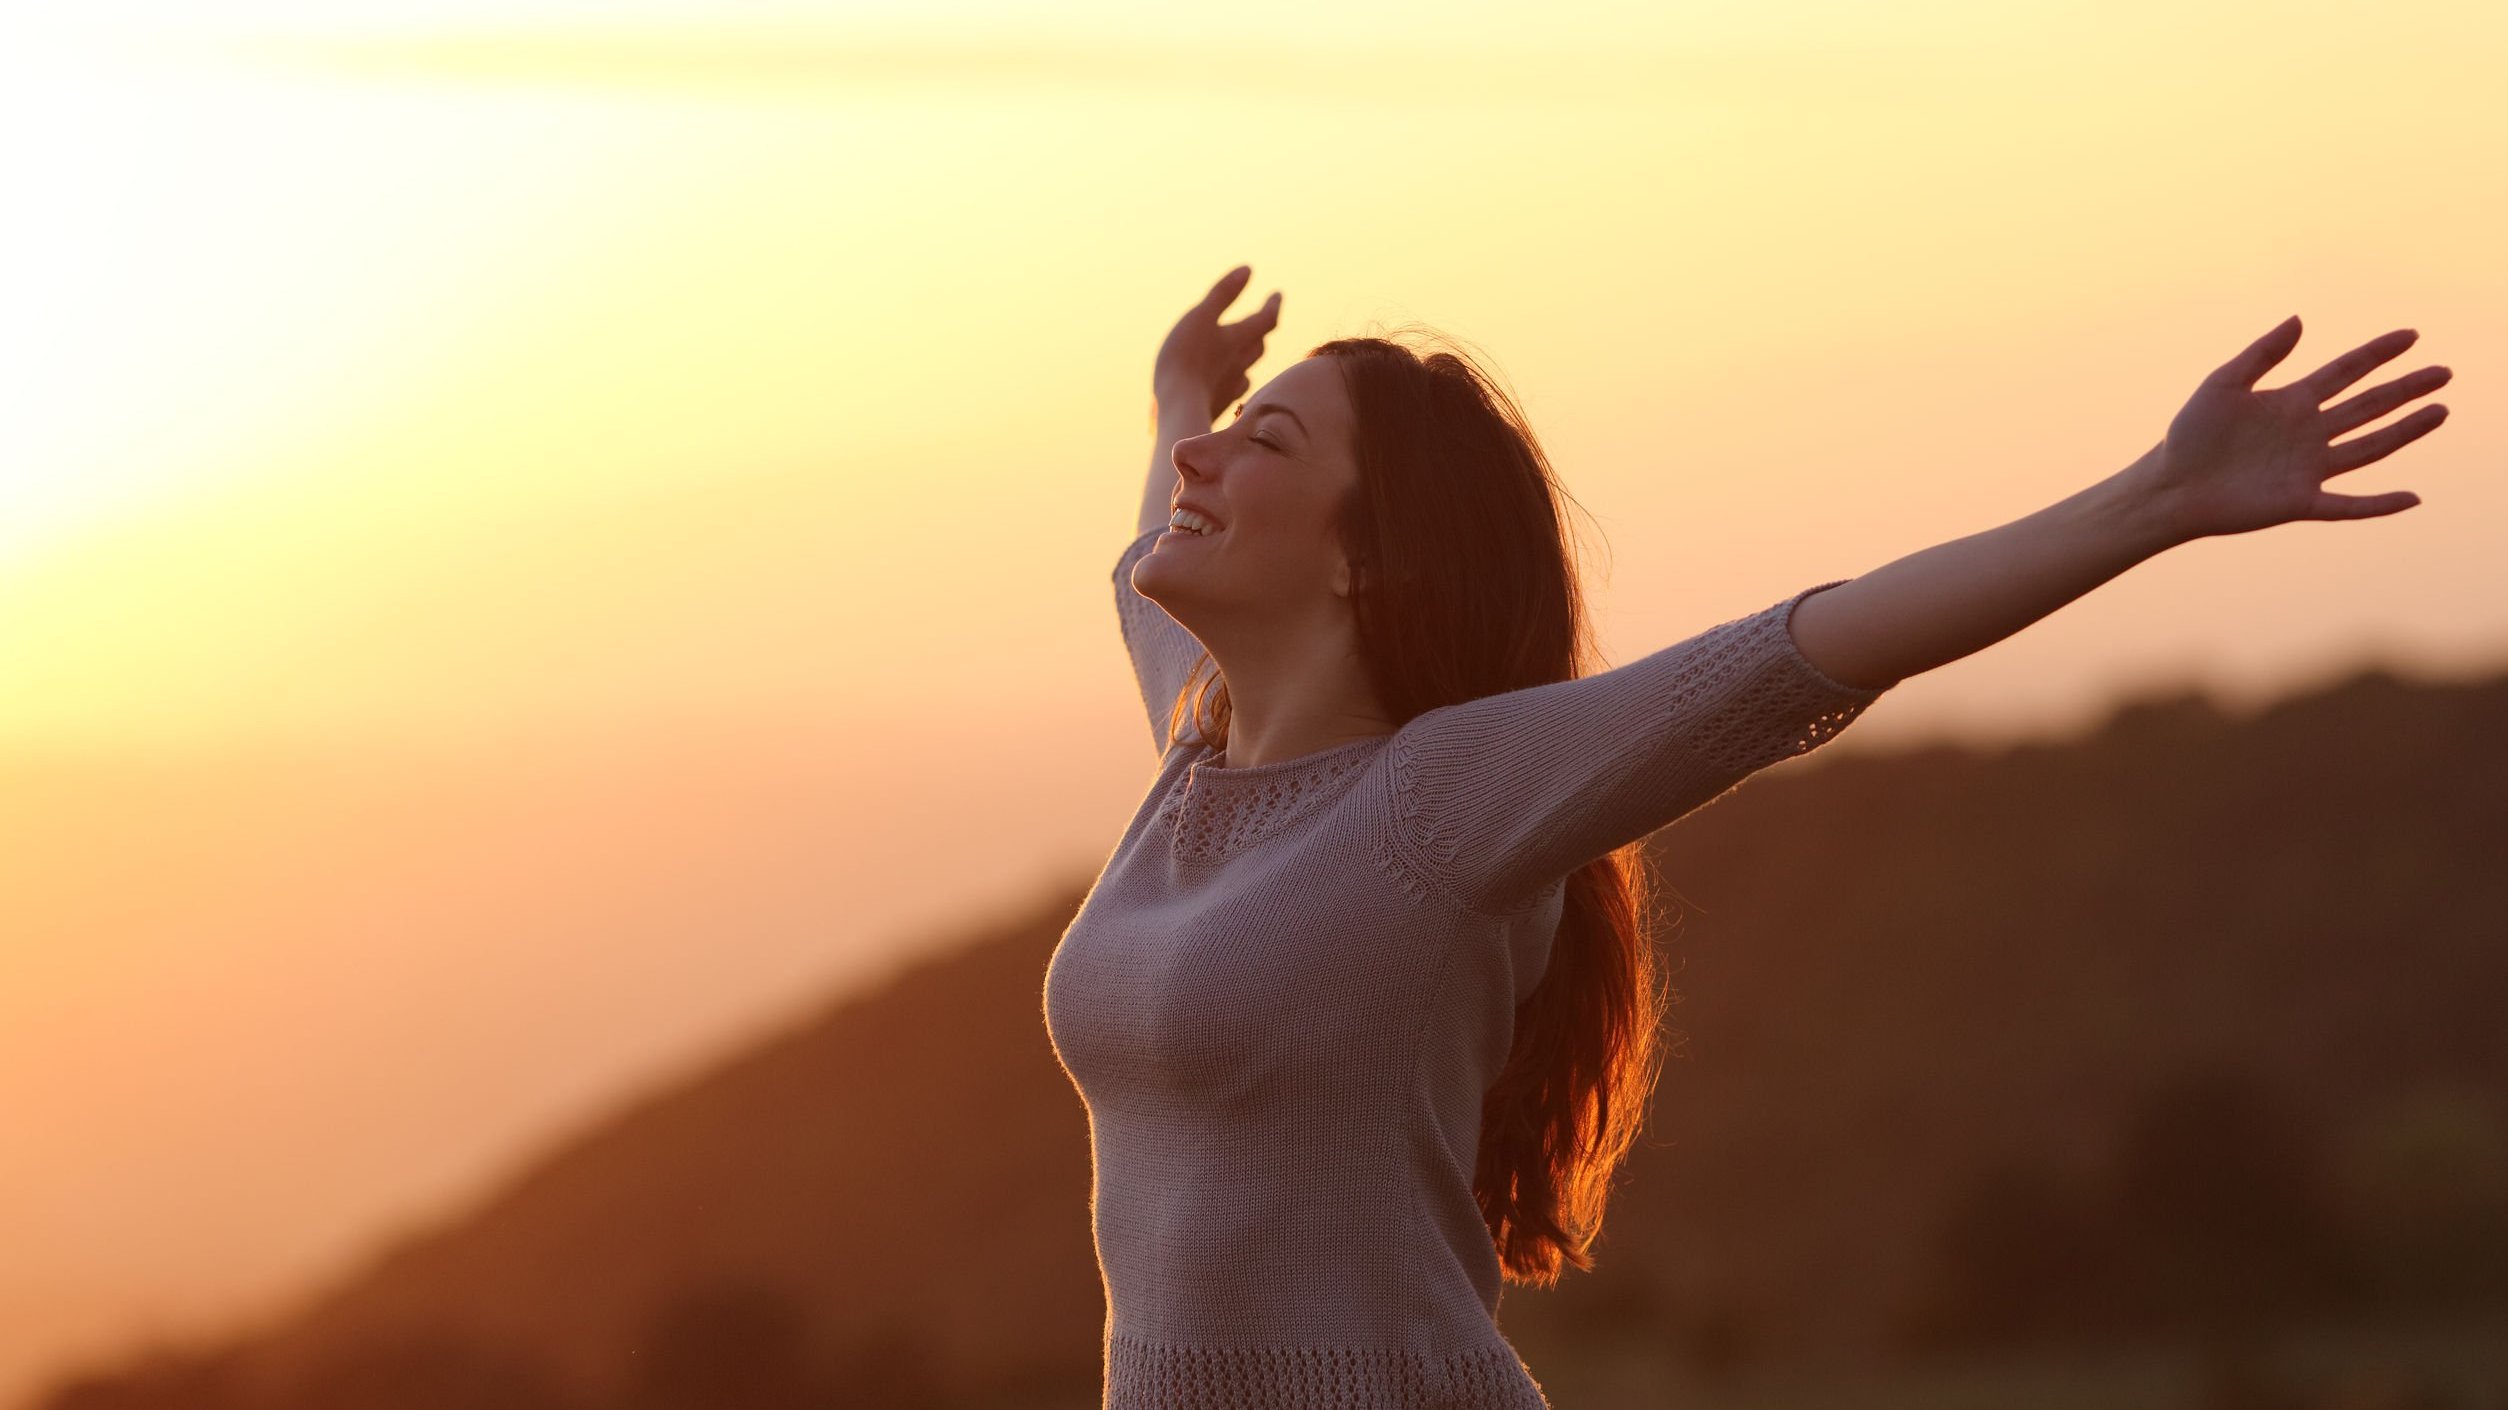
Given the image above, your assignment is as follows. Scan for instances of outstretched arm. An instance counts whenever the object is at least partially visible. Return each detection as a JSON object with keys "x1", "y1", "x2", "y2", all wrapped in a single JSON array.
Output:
[
  {"x1": 1389, "y1": 578, "x2": 1890, "y2": 918},
  {"x1": 1386, "y1": 316, "x2": 2452, "y2": 917},
  {"x1": 1788, "y1": 317, "x2": 2451, "y2": 691}
]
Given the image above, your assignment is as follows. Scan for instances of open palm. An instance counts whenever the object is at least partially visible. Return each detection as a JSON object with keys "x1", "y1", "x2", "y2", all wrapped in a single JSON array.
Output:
[
  {"x1": 1153, "y1": 264, "x2": 1283, "y2": 425},
  {"x1": 2149, "y1": 316, "x2": 2451, "y2": 538}
]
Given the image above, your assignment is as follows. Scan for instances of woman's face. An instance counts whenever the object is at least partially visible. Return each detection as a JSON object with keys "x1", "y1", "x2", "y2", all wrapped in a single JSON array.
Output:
[{"x1": 1135, "y1": 354, "x2": 1362, "y2": 628}]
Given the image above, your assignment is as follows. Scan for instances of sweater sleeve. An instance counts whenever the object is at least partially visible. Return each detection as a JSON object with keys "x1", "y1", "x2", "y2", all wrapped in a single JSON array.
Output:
[
  {"x1": 1112, "y1": 527, "x2": 1209, "y2": 754},
  {"x1": 1385, "y1": 578, "x2": 1891, "y2": 917}
]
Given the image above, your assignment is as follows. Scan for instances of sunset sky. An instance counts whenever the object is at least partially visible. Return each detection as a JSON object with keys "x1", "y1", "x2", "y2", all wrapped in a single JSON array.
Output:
[{"x1": 2, "y1": 0, "x2": 2500, "y2": 1401}]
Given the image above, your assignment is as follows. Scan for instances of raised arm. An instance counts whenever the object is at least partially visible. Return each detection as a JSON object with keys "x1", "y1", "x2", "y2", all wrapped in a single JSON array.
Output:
[
  {"x1": 1113, "y1": 519, "x2": 1207, "y2": 754},
  {"x1": 1787, "y1": 316, "x2": 2450, "y2": 691},
  {"x1": 1139, "y1": 264, "x2": 1282, "y2": 537},
  {"x1": 1114, "y1": 266, "x2": 1285, "y2": 753}
]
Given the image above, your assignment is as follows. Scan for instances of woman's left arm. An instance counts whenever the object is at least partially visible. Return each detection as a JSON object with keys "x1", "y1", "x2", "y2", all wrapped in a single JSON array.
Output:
[{"x1": 1789, "y1": 317, "x2": 2454, "y2": 692}]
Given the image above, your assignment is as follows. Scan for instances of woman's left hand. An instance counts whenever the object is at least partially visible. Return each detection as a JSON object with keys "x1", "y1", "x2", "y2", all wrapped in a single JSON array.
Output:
[{"x1": 2143, "y1": 316, "x2": 2451, "y2": 540}]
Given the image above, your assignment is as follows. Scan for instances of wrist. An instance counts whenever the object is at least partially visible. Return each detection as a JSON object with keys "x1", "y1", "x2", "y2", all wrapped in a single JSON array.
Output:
[
  {"x1": 1152, "y1": 390, "x2": 1214, "y2": 439},
  {"x1": 2106, "y1": 443, "x2": 2202, "y2": 557}
]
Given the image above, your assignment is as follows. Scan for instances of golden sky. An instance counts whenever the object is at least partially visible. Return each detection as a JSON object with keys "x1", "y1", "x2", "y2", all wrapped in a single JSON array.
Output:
[
  {"x1": 5, "y1": 0, "x2": 2499, "y2": 754},
  {"x1": 1, "y1": 1, "x2": 2499, "y2": 1400}
]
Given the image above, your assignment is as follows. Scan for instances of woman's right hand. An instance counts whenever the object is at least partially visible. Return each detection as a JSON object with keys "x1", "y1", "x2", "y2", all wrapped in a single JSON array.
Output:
[{"x1": 1153, "y1": 264, "x2": 1283, "y2": 426}]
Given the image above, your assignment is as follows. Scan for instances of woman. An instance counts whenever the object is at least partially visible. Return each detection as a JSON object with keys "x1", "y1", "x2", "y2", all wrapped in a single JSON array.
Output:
[{"x1": 1043, "y1": 264, "x2": 2449, "y2": 1408}]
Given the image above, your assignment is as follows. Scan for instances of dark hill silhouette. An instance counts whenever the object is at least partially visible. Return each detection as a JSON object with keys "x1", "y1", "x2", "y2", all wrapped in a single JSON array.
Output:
[{"x1": 27, "y1": 664, "x2": 2508, "y2": 1410}]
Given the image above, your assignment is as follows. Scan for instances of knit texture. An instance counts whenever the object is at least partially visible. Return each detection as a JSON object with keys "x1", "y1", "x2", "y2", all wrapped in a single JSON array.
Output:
[{"x1": 1045, "y1": 527, "x2": 1893, "y2": 1409}]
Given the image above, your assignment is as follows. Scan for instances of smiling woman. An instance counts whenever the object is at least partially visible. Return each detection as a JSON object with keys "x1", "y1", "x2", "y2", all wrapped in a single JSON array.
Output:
[
  {"x1": 7, "y1": 10, "x2": 2484, "y2": 1410},
  {"x1": 1046, "y1": 266, "x2": 1901, "y2": 1410},
  {"x1": 1055, "y1": 250, "x2": 2462, "y2": 1408}
]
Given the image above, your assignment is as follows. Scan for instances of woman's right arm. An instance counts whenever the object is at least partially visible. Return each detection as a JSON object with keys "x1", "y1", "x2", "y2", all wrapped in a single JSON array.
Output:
[
  {"x1": 1115, "y1": 267, "x2": 1282, "y2": 752},
  {"x1": 1138, "y1": 264, "x2": 1280, "y2": 538},
  {"x1": 1138, "y1": 398, "x2": 1211, "y2": 539},
  {"x1": 1115, "y1": 399, "x2": 1224, "y2": 754},
  {"x1": 1112, "y1": 517, "x2": 1207, "y2": 755}
]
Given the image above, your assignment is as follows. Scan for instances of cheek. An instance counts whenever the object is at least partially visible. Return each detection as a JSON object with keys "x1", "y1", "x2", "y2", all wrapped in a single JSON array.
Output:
[
  {"x1": 1232, "y1": 504, "x2": 1339, "y2": 563},
  {"x1": 1218, "y1": 473, "x2": 1346, "y2": 569},
  {"x1": 1241, "y1": 483, "x2": 1339, "y2": 541}
]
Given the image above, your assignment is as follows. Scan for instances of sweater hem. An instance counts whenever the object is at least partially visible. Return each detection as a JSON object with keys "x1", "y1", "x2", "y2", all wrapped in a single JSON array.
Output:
[{"x1": 1105, "y1": 1330, "x2": 1551, "y2": 1409}]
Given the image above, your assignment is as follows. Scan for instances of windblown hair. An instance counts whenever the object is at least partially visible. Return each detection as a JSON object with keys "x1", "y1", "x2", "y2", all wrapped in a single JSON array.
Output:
[{"x1": 1159, "y1": 327, "x2": 1679, "y2": 1287}]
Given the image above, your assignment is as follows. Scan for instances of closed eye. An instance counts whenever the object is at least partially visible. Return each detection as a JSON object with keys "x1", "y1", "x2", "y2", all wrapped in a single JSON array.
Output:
[{"x1": 1233, "y1": 401, "x2": 1290, "y2": 454}]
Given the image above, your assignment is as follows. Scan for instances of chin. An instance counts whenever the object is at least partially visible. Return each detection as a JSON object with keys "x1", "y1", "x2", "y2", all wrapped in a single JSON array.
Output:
[{"x1": 1133, "y1": 556, "x2": 1181, "y2": 599}]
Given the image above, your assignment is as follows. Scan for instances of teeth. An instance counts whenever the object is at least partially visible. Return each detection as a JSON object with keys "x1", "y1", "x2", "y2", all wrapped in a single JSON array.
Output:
[{"x1": 1170, "y1": 509, "x2": 1220, "y2": 535}]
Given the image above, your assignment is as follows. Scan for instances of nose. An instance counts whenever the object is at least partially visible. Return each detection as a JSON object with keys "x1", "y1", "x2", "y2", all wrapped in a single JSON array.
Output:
[{"x1": 1173, "y1": 431, "x2": 1216, "y2": 484}]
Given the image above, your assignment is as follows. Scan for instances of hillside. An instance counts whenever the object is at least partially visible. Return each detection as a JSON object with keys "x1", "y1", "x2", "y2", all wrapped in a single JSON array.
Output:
[{"x1": 28, "y1": 665, "x2": 2508, "y2": 1410}]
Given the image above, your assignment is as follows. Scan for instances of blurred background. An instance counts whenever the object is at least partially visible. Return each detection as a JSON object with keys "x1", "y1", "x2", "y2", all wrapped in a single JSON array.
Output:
[{"x1": 4, "y1": 1, "x2": 2502, "y2": 1407}]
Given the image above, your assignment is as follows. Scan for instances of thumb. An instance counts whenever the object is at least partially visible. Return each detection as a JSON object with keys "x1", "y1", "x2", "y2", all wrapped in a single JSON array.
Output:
[
  {"x1": 2315, "y1": 488, "x2": 2421, "y2": 519},
  {"x1": 1229, "y1": 290, "x2": 1283, "y2": 335}
]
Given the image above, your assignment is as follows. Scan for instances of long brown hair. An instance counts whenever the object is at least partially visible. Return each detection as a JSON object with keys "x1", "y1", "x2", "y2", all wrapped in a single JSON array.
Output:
[{"x1": 1163, "y1": 327, "x2": 1678, "y2": 1287}]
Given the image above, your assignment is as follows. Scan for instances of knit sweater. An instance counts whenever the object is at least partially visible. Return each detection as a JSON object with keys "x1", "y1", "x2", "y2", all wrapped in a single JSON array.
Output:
[{"x1": 1044, "y1": 526, "x2": 1893, "y2": 1409}]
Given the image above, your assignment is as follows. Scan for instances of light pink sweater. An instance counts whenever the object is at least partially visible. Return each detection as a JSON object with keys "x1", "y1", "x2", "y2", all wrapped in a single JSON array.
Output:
[{"x1": 1044, "y1": 527, "x2": 1891, "y2": 1408}]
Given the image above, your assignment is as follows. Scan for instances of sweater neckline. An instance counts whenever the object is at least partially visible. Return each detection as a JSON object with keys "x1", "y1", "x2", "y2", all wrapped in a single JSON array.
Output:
[
  {"x1": 1164, "y1": 733, "x2": 1390, "y2": 862},
  {"x1": 1187, "y1": 733, "x2": 1389, "y2": 782}
]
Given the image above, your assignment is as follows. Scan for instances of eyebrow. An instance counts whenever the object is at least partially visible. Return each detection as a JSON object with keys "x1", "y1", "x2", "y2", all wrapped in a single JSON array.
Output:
[{"x1": 1233, "y1": 399, "x2": 1309, "y2": 439}]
